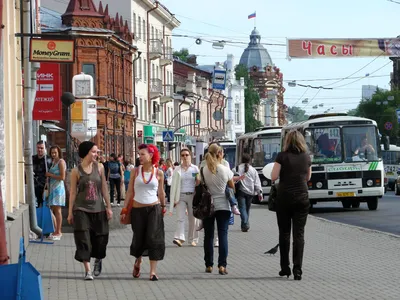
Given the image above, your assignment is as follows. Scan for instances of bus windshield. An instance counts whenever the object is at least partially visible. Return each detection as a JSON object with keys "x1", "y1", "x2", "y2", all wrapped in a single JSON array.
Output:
[
  {"x1": 252, "y1": 137, "x2": 281, "y2": 168},
  {"x1": 223, "y1": 146, "x2": 236, "y2": 169},
  {"x1": 305, "y1": 126, "x2": 379, "y2": 164}
]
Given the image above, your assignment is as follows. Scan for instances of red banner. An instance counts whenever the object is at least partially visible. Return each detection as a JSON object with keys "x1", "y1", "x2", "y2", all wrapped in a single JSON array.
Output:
[{"x1": 32, "y1": 63, "x2": 62, "y2": 120}]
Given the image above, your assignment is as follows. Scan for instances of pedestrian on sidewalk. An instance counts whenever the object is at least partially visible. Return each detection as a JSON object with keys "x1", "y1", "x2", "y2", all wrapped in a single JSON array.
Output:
[
  {"x1": 271, "y1": 129, "x2": 312, "y2": 281},
  {"x1": 46, "y1": 145, "x2": 66, "y2": 240},
  {"x1": 120, "y1": 144, "x2": 166, "y2": 281},
  {"x1": 164, "y1": 158, "x2": 174, "y2": 203},
  {"x1": 169, "y1": 148, "x2": 200, "y2": 247},
  {"x1": 108, "y1": 153, "x2": 123, "y2": 207},
  {"x1": 33, "y1": 140, "x2": 52, "y2": 207},
  {"x1": 201, "y1": 143, "x2": 235, "y2": 275},
  {"x1": 68, "y1": 141, "x2": 113, "y2": 281},
  {"x1": 235, "y1": 153, "x2": 262, "y2": 232}
]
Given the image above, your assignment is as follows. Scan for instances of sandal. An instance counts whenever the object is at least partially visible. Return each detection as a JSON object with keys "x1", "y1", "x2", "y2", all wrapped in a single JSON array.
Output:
[
  {"x1": 150, "y1": 274, "x2": 158, "y2": 281},
  {"x1": 133, "y1": 258, "x2": 141, "y2": 278}
]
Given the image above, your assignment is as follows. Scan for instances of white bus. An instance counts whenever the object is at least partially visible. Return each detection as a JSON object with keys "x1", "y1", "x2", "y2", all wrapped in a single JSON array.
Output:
[
  {"x1": 282, "y1": 114, "x2": 384, "y2": 210},
  {"x1": 201, "y1": 140, "x2": 237, "y2": 169},
  {"x1": 381, "y1": 144, "x2": 400, "y2": 191},
  {"x1": 236, "y1": 127, "x2": 282, "y2": 202}
]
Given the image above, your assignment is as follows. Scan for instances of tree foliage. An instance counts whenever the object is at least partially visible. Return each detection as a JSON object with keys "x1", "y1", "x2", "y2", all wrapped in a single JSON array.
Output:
[
  {"x1": 286, "y1": 106, "x2": 309, "y2": 123},
  {"x1": 354, "y1": 89, "x2": 400, "y2": 142},
  {"x1": 173, "y1": 48, "x2": 190, "y2": 62},
  {"x1": 235, "y1": 64, "x2": 263, "y2": 132}
]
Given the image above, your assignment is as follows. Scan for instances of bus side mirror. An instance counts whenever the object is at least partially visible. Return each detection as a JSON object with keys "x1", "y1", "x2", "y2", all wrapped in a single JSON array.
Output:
[{"x1": 381, "y1": 136, "x2": 390, "y2": 151}]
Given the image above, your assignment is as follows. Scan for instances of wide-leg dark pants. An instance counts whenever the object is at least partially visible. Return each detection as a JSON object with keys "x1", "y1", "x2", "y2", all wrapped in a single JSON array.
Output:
[
  {"x1": 276, "y1": 191, "x2": 309, "y2": 273},
  {"x1": 130, "y1": 204, "x2": 165, "y2": 261},
  {"x1": 73, "y1": 210, "x2": 109, "y2": 262}
]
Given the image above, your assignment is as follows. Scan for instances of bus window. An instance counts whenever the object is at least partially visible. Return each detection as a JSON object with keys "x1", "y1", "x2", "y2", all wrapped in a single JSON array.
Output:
[{"x1": 252, "y1": 137, "x2": 280, "y2": 168}]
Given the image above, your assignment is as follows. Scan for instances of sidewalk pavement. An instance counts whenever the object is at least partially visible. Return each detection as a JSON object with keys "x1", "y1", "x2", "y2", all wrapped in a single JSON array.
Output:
[{"x1": 26, "y1": 205, "x2": 400, "y2": 300}]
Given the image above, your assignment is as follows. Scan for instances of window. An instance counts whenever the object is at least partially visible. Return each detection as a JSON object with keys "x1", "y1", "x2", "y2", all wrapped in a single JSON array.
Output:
[
  {"x1": 133, "y1": 13, "x2": 136, "y2": 38},
  {"x1": 82, "y1": 63, "x2": 96, "y2": 93},
  {"x1": 135, "y1": 96, "x2": 138, "y2": 118},
  {"x1": 160, "y1": 105, "x2": 164, "y2": 124},
  {"x1": 156, "y1": 66, "x2": 159, "y2": 80},
  {"x1": 139, "y1": 98, "x2": 143, "y2": 119},
  {"x1": 138, "y1": 58, "x2": 142, "y2": 79},
  {"x1": 151, "y1": 26, "x2": 154, "y2": 40},
  {"x1": 144, "y1": 59, "x2": 147, "y2": 82},
  {"x1": 144, "y1": 99, "x2": 148, "y2": 121},
  {"x1": 156, "y1": 29, "x2": 159, "y2": 40},
  {"x1": 143, "y1": 19, "x2": 146, "y2": 42},
  {"x1": 137, "y1": 16, "x2": 141, "y2": 39},
  {"x1": 151, "y1": 63, "x2": 155, "y2": 79},
  {"x1": 235, "y1": 103, "x2": 240, "y2": 125}
]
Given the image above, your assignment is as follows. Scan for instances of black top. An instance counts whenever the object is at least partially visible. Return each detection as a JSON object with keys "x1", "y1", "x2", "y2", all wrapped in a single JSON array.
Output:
[
  {"x1": 275, "y1": 151, "x2": 311, "y2": 194},
  {"x1": 32, "y1": 155, "x2": 52, "y2": 188}
]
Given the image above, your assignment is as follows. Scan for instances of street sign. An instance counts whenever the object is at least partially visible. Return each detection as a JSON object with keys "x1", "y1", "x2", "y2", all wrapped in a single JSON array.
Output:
[
  {"x1": 162, "y1": 130, "x2": 174, "y2": 142},
  {"x1": 396, "y1": 109, "x2": 400, "y2": 124},
  {"x1": 137, "y1": 130, "x2": 143, "y2": 137},
  {"x1": 212, "y1": 69, "x2": 227, "y2": 90},
  {"x1": 384, "y1": 121, "x2": 393, "y2": 130}
]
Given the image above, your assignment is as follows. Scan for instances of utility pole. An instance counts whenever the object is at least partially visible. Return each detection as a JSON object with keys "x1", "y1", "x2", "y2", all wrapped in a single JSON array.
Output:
[
  {"x1": 0, "y1": 0, "x2": 9, "y2": 266},
  {"x1": 22, "y1": 0, "x2": 41, "y2": 236}
]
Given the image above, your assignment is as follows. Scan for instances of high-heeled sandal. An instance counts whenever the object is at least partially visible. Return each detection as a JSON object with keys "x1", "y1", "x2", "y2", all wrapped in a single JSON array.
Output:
[
  {"x1": 132, "y1": 259, "x2": 141, "y2": 278},
  {"x1": 150, "y1": 274, "x2": 159, "y2": 281}
]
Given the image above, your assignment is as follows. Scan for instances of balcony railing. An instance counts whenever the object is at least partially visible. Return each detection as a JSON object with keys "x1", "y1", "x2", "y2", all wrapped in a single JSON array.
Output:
[
  {"x1": 160, "y1": 47, "x2": 173, "y2": 66},
  {"x1": 150, "y1": 78, "x2": 162, "y2": 98},
  {"x1": 149, "y1": 39, "x2": 163, "y2": 60}
]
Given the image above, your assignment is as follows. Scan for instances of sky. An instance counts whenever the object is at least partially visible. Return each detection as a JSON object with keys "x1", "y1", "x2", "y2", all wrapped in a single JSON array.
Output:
[{"x1": 160, "y1": 0, "x2": 398, "y2": 116}]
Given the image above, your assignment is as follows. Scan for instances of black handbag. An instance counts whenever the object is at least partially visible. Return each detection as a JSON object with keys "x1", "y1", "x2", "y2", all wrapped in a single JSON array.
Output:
[
  {"x1": 192, "y1": 167, "x2": 214, "y2": 219},
  {"x1": 268, "y1": 183, "x2": 278, "y2": 212}
]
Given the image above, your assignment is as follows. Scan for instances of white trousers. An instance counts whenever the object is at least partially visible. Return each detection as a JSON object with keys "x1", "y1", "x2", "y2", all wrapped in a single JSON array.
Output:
[{"x1": 174, "y1": 193, "x2": 199, "y2": 243}]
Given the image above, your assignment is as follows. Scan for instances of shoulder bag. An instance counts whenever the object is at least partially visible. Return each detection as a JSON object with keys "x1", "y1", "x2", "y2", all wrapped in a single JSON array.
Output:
[
  {"x1": 120, "y1": 167, "x2": 140, "y2": 225},
  {"x1": 192, "y1": 167, "x2": 214, "y2": 220}
]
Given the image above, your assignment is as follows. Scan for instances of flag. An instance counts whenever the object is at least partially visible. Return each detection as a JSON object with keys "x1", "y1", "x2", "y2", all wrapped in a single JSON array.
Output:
[{"x1": 248, "y1": 12, "x2": 256, "y2": 19}]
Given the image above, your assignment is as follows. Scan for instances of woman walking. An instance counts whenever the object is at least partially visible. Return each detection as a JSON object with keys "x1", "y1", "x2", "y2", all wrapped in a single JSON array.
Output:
[
  {"x1": 68, "y1": 141, "x2": 113, "y2": 280},
  {"x1": 271, "y1": 130, "x2": 312, "y2": 281},
  {"x1": 164, "y1": 158, "x2": 174, "y2": 203},
  {"x1": 169, "y1": 148, "x2": 200, "y2": 247},
  {"x1": 201, "y1": 143, "x2": 234, "y2": 275},
  {"x1": 120, "y1": 144, "x2": 166, "y2": 281},
  {"x1": 235, "y1": 153, "x2": 262, "y2": 232},
  {"x1": 46, "y1": 145, "x2": 66, "y2": 240}
]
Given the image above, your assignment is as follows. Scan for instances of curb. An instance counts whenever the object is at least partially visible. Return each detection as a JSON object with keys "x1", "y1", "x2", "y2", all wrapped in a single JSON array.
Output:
[{"x1": 308, "y1": 214, "x2": 400, "y2": 239}]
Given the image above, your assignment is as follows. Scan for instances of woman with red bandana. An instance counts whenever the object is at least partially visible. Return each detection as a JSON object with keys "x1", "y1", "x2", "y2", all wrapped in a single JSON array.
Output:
[{"x1": 120, "y1": 144, "x2": 166, "y2": 281}]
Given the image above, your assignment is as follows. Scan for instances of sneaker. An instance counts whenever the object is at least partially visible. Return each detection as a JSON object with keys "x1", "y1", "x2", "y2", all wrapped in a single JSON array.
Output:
[
  {"x1": 111, "y1": 203, "x2": 115, "y2": 207},
  {"x1": 93, "y1": 259, "x2": 102, "y2": 277},
  {"x1": 84, "y1": 271, "x2": 94, "y2": 280},
  {"x1": 232, "y1": 205, "x2": 241, "y2": 215},
  {"x1": 117, "y1": 203, "x2": 120, "y2": 207},
  {"x1": 214, "y1": 240, "x2": 219, "y2": 247}
]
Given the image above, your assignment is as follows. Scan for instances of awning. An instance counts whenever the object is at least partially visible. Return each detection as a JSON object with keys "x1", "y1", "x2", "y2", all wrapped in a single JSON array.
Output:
[{"x1": 41, "y1": 123, "x2": 65, "y2": 132}]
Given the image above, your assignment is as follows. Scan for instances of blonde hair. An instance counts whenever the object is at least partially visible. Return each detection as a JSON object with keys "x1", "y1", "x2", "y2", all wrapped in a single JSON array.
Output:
[
  {"x1": 283, "y1": 129, "x2": 308, "y2": 153},
  {"x1": 205, "y1": 143, "x2": 222, "y2": 174}
]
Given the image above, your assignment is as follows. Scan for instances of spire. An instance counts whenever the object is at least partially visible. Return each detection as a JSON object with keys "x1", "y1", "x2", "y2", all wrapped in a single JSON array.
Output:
[
  {"x1": 62, "y1": 0, "x2": 102, "y2": 18},
  {"x1": 98, "y1": 1, "x2": 104, "y2": 14}
]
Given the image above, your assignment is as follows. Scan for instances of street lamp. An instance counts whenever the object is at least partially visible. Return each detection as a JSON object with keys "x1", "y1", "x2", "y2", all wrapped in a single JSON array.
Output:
[
  {"x1": 61, "y1": 92, "x2": 76, "y2": 169},
  {"x1": 376, "y1": 95, "x2": 395, "y2": 105}
]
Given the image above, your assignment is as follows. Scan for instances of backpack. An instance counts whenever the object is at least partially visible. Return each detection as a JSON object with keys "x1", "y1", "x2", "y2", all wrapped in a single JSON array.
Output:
[{"x1": 192, "y1": 167, "x2": 214, "y2": 220}]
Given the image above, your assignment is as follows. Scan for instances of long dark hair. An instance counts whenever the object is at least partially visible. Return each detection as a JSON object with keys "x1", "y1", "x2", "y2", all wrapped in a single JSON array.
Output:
[{"x1": 242, "y1": 153, "x2": 251, "y2": 173}]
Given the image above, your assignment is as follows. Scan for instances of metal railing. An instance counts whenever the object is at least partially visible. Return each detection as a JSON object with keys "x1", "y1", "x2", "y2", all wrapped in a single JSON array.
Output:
[
  {"x1": 150, "y1": 78, "x2": 163, "y2": 94},
  {"x1": 163, "y1": 84, "x2": 174, "y2": 98},
  {"x1": 149, "y1": 39, "x2": 163, "y2": 57}
]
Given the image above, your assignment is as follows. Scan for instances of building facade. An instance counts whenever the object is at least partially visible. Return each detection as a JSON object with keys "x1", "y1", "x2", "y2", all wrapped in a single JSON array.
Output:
[{"x1": 41, "y1": 0, "x2": 137, "y2": 162}]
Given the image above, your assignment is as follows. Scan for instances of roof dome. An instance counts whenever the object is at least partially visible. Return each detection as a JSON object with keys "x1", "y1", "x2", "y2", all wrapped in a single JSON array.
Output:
[{"x1": 239, "y1": 27, "x2": 273, "y2": 71}]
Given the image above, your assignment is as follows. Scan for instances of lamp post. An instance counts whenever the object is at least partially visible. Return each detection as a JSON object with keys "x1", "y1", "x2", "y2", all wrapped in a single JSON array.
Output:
[{"x1": 61, "y1": 92, "x2": 75, "y2": 169}]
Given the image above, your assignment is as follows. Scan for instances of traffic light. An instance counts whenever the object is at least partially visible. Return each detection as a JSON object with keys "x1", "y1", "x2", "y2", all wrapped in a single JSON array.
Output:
[{"x1": 195, "y1": 110, "x2": 201, "y2": 124}]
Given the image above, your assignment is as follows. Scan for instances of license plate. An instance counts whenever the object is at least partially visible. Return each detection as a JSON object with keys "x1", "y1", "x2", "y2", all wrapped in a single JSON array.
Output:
[{"x1": 336, "y1": 192, "x2": 356, "y2": 197}]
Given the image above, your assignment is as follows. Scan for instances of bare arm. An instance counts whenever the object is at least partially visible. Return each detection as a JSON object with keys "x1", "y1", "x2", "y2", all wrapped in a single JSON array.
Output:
[
  {"x1": 98, "y1": 163, "x2": 111, "y2": 209},
  {"x1": 158, "y1": 170, "x2": 166, "y2": 206},
  {"x1": 68, "y1": 168, "x2": 78, "y2": 215},
  {"x1": 227, "y1": 179, "x2": 235, "y2": 190},
  {"x1": 271, "y1": 162, "x2": 281, "y2": 182},
  {"x1": 307, "y1": 166, "x2": 312, "y2": 181},
  {"x1": 46, "y1": 159, "x2": 66, "y2": 181}
]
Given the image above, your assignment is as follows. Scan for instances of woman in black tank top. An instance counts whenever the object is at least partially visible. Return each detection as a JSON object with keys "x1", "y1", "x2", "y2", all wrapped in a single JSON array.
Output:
[
  {"x1": 271, "y1": 130, "x2": 312, "y2": 281},
  {"x1": 68, "y1": 141, "x2": 113, "y2": 281}
]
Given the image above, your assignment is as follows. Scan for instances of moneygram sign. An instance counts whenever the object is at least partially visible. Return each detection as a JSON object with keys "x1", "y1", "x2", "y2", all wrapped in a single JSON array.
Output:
[{"x1": 30, "y1": 39, "x2": 75, "y2": 63}]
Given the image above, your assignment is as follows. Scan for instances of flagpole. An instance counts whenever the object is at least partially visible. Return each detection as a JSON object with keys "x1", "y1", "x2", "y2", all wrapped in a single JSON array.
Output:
[{"x1": 254, "y1": 11, "x2": 256, "y2": 27}]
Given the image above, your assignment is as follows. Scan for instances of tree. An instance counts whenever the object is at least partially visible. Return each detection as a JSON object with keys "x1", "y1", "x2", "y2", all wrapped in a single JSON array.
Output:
[
  {"x1": 355, "y1": 89, "x2": 400, "y2": 143},
  {"x1": 286, "y1": 106, "x2": 309, "y2": 122},
  {"x1": 173, "y1": 48, "x2": 190, "y2": 62},
  {"x1": 235, "y1": 64, "x2": 263, "y2": 132}
]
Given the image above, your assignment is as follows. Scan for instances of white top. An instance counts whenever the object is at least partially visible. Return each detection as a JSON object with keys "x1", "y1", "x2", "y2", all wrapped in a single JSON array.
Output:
[
  {"x1": 165, "y1": 167, "x2": 173, "y2": 186},
  {"x1": 180, "y1": 165, "x2": 199, "y2": 193},
  {"x1": 134, "y1": 166, "x2": 159, "y2": 204},
  {"x1": 236, "y1": 163, "x2": 262, "y2": 196},
  {"x1": 201, "y1": 164, "x2": 233, "y2": 211},
  {"x1": 200, "y1": 159, "x2": 230, "y2": 169}
]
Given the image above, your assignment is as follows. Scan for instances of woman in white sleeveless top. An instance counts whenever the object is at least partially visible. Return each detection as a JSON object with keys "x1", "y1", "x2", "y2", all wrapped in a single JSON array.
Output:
[{"x1": 121, "y1": 144, "x2": 166, "y2": 281}]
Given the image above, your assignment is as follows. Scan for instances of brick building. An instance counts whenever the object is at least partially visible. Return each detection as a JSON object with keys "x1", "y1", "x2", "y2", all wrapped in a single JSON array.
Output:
[{"x1": 41, "y1": 0, "x2": 137, "y2": 162}]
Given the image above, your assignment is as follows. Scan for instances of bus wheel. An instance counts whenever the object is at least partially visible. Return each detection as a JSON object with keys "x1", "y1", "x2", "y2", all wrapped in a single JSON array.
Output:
[
  {"x1": 351, "y1": 201, "x2": 360, "y2": 208},
  {"x1": 342, "y1": 200, "x2": 351, "y2": 209},
  {"x1": 395, "y1": 183, "x2": 400, "y2": 195},
  {"x1": 367, "y1": 197, "x2": 378, "y2": 210}
]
